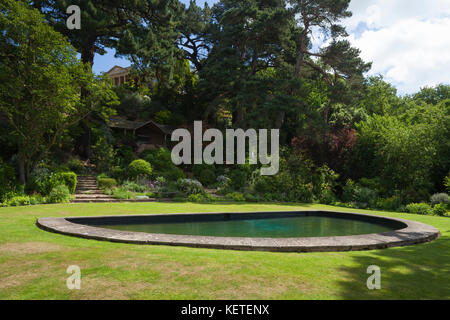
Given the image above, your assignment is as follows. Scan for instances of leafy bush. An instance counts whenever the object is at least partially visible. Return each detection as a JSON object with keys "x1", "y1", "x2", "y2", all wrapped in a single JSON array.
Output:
[
  {"x1": 430, "y1": 193, "x2": 450, "y2": 206},
  {"x1": 229, "y1": 170, "x2": 248, "y2": 190},
  {"x1": 47, "y1": 185, "x2": 71, "y2": 203},
  {"x1": 115, "y1": 146, "x2": 135, "y2": 167},
  {"x1": 217, "y1": 175, "x2": 231, "y2": 187},
  {"x1": 225, "y1": 192, "x2": 246, "y2": 202},
  {"x1": 405, "y1": 203, "x2": 433, "y2": 215},
  {"x1": 25, "y1": 167, "x2": 72, "y2": 196},
  {"x1": 143, "y1": 148, "x2": 174, "y2": 173},
  {"x1": 252, "y1": 173, "x2": 314, "y2": 203},
  {"x1": 376, "y1": 196, "x2": 403, "y2": 211},
  {"x1": 93, "y1": 135, "x2": 115, "y2": 173},
  {"x1": 97, "y1": 178, "x2": 117, "y2": 190},
  {"x1": 0, "y1": 158, "x2": 16, "y2": 202},
  {"x1": 128, "y1": 159, "x2": 152, "y2": 179},
  {"x1": 444, "y1": 173, "x2": 450, "y2": 193},
  {"x1": 66, "y1": 158, "x2": 84, "y2": 174},
  {"x1": 56, "y1": 172, "x2": 77, "y2": 194},
  {"x1": 121, "y1": 180, "x2": 148, "y2": 192},
  {"x1": 315, "y1": 165, "x2": 339, "y2": 204},
  {"x1": 30, "y1": 194, "x2": 46, "y2": 205},
  {"x1": 112, "y1": 186, "x2": 134, "y2": 200},
  {"x1": 187, "y1": 193, "x2": 210, "y2": 202},
  {"x1": 243, "y1": 193, "x2": 259, "y2": 202},
  {"x1": 342, "y1": 180, "x2": 377, "y2": 205},
  {"x1": 176, "y1": 179, "x2": 204, "y2": 195},
  {"x1": 162, "y1": 167, "x2": 185, "y2": 181},
  {"x1": 7, "y1": 195, "x2": 31, "y2": 206},
  {"x1": 432, "y1": 203, "x2": 447, "y2": 216},
  {"x1": 198, "y1": 169, "x2": 216, "y2": 186}
]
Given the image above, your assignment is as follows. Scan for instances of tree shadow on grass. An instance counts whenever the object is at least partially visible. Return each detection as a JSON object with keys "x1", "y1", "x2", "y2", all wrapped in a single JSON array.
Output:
[{"x1": 335, "y1": 231, "x2": 450, "y2": 299}]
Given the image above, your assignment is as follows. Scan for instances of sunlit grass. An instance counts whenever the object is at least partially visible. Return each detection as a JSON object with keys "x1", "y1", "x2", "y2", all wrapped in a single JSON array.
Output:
[{"x1": 0, "y1": 202, "x2": 448, "y2": 299}]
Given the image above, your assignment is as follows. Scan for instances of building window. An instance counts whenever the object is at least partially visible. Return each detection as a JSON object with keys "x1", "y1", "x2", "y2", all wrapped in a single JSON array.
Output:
[{"x1": 114, "y1": 77, "x2": 119, "y2": 86}]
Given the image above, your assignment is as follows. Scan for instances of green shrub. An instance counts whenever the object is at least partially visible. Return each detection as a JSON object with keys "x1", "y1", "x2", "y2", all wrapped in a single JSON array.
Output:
[
  {"x1": 121, "y1": 180, "x2": 148, "y2": 192},
  {"x1": 318, "y1": 187, "x2": 336, "y2": 205},
  {"x1": 66, "y1": 158, "x2": 84, "y2": 174},
  {"x1": 243, "y1": 193, "x2": 259, "y2": 202},
  {"x1": 160, "y1": 167, "x2": 185, "y2": 181},
  {"x1": 112, "y1": 186, "x2": 134, "y2": 200},
  {"x1": 252, "y1": 174, "x2": 314, "y2": 203},
  {"x1": 444, "y1": 173, "x2": 450, "y2": 193},
  {"x1": 56, "y1": 172, "x2": 77, "y2": 194},
  {"x1": 47, "y1": 185, "x2": 71, "y2": 203},
  {"x1": 0, "y1": 158, "x2": 16, "y2": 202},
  {"x1": 229, "y1": 170, "x2": 248, "y2": 190},
  {"x1": 143, "y1": 148, "x2": 173, "y2": 172},
  {"x1": 405, "y1": 203, "x2": 433, "y2": 215},
  {"x1": 225, "y1": 192, "x2": 246, "y2": 202},
  {"x1": 97, "y1": 178, "x2": 117, "y2": 190},
  {"x1": 376, "y1": 196, "x2": 403, "y2": 211},
  {"x1": 217, "y1": 175, "x2": 231, "y2": 188},
  {"x1": 111, "y1": 166, "x2": 126, "y2": 182},
  {"x1": 25, "y1": 167, "x2": 67, "y2": 196},
  {"x1": 116, "y1": 146, "x2": 135, "y2": 167},
  {"x1": 7, "y1": 195, "x2": 31, "y2": 206},
  {"x1": 93, "y1": 135, "x2": 115, "y2": 173},
  {"x1": 187, "y1": 193, "x2": 207, "y2": 202},
  {"x1": 176, "y1": 179, "x2": 204, "y2": 195},
  {"x1": 432, "y1": 203, "x2": 447, "y2": 216},
  {"x1": 342, "y1": 180, "x2": 377, "y2": 205},
  {"x1": 30, "y1": 194, "x2": 45, "y2": 205},
  {"x1": 430, "y1": 193, "x2": 450, "y2": 206},
  {"x1": 198, "y1": 169, "x2": 216, "y2": 186},
  {"x1": 128, "y1": 159, "x2": 152, "y2": 179},
  {"x1": 342, "y1": 179, "x2": 357, "y2": 202}
]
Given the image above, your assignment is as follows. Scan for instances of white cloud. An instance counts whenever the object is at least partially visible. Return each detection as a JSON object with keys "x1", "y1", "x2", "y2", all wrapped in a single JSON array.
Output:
[{"x1": 342, "y1": 1, "x2": 450, "y2": 94}]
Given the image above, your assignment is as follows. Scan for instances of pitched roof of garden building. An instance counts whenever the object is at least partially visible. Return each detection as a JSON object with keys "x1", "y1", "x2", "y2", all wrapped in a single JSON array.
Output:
[{"x1": 108, "y1": 118, "x2": 173, "y2": 134}]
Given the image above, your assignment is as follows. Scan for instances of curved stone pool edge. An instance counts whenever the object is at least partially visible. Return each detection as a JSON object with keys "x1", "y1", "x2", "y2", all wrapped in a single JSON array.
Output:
[{"x1": 36, "y1": 210, "x2": 440, "y2": 253}]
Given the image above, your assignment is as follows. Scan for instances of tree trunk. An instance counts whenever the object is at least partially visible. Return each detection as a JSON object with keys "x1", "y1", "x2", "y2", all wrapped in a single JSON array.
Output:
[
  {"x1": 77, "y1": 38, "x2": 96, "y2": 160},
  {"x1": 18, "y1": 157, "x2": 26, "y2": 184},
  {"x1": 275, "y1": 110, "x2": 285, "y2": 129}
]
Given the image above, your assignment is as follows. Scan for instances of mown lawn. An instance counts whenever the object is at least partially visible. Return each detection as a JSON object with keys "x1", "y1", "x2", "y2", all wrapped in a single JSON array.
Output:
[{"x1": 0, "y1": 202, "x2": 448, "y2": 300}]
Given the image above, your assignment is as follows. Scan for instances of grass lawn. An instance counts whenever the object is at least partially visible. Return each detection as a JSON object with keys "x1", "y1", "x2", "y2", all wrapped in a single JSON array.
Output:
[{"x1": 0, "y1": 202, "x2": 449, "y2": 300}]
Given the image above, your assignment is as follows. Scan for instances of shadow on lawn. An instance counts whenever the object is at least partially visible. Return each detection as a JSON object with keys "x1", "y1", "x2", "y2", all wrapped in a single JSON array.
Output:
[{"x1": 335, "y1": 230, "x2": 450, "y2": 299}]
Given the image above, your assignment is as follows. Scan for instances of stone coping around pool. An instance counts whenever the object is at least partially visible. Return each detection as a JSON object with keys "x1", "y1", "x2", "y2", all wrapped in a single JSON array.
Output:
[{"x1": 36, "y1": 210, "x2": 440, "y2": 253}]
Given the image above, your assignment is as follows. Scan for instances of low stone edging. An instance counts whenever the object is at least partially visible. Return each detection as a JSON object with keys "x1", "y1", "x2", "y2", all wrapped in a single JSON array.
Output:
[{"x1": 36, "y1": 210, "x2": 440, "y2": 253}]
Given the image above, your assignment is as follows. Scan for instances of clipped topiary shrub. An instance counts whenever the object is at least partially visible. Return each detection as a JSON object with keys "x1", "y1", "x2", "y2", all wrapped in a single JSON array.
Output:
[
  {"x1": 56, "y1": 172, "x2": 77, "y2": 194},
  {"x1": 97, "y1": 178, "x2": 117, "y2": 190},
  {"x1": 47, "y1": 185, "x2": 71, "y2": 203},
  {"x1": 405, "y1": 203, "x2": 433, "y2": 215},
  {"x1": 198, "y1": 169, "x2": 216, "y2": 187},
  {"x1": 128, "y1": 159, "x2": 152, "y2": 179}
]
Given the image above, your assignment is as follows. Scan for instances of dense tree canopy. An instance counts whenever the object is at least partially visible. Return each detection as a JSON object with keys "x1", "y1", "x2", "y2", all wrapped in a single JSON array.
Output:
[{"x1": 0, "y1": 0, "x2": 448, "y2": 207}]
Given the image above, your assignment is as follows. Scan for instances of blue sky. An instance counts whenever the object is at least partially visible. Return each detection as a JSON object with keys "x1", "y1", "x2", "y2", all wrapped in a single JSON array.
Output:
[{"x1": 93, "y1": 0, "x2": 450, "y2": 95}]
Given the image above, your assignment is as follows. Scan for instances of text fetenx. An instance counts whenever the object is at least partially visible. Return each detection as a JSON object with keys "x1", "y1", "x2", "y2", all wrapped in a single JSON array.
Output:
[{"x1": 181, "y1": 304, "x2": 270, "y2": 317}]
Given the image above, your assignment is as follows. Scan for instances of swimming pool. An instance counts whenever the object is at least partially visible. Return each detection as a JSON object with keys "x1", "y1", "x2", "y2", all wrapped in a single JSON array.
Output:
[{"x1": 37, "y1": 211, "x2": 439, "y2": 252}]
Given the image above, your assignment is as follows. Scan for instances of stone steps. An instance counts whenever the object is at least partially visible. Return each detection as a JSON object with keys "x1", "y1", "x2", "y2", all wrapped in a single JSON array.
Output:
[{"x1": 72, "y1": 175, "x2": 158, "y2": 203}]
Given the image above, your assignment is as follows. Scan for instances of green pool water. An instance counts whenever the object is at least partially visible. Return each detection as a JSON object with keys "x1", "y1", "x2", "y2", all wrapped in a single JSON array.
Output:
[{"x1": 95, "y1": 215, "x2": 395, "y2": 238}]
